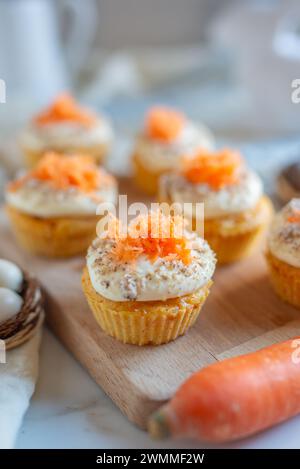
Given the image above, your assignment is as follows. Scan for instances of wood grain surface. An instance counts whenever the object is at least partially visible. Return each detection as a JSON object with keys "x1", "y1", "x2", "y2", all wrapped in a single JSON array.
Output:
[{"x1": 1, "y1": 201, "x2": 300, "y2": 429}]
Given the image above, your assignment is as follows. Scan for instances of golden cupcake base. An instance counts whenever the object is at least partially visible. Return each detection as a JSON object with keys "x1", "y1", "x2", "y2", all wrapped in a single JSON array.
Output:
[
  {"x1": 159, "y1": 195, "x2": 273, "y2": 264},
  {"x1": 132, "y1": 152, "x2": 166, "y2": 196},
  {"x1": 203, "y1": 196, "x2": 273, "y2": 264},
  {"x1": 6, "y1": 205, "x2": 99, "y2": 258},
  {"x1": 82, "y1": 267, "x2": 212, "y2": 346},
  {"x1": 204, "y1": 226, "x2": 265, "y2": 264},
  {"x1": 22, "y1": 142, "x2": 110, "y2": 168},
  {"x1": 266, "y1": 250, "x2": 300, "y2": 308}
]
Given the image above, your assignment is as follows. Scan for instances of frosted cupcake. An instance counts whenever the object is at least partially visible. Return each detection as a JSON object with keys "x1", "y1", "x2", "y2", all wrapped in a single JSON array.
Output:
[
  {"x1": 132, "y1": 106, "x2": 214, "y2": 195},
  {"x1": 159, "y1": 148, "x2": 273, "y2": 264},
  {"x1": 20, "y1": 93, "x2": 113, "y2": 167},
  {"x1": 266, "y1": 199, "x2": 300, "y2": 307},
  {"x1": 82, "y1": 212, "x2": 216, "y2": 345},
  {"x1": 6, "y1": 153, "x2": 117, "y2": 258}
]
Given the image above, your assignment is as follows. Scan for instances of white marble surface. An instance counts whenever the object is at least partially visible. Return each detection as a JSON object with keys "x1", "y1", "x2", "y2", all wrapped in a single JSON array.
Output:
[
  {"x1": 1, "y1": 41, "x2": 300, "y2": 448},
  {"x1": 10, "y1": 137, "x2": 300, "y2": 449},
  {"x1": 15, "y1": 327, "x2": 300, "y2": 449}
]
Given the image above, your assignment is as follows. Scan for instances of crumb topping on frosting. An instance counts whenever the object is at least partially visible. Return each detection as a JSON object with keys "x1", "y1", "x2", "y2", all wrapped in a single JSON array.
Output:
[
  {"x1": 268, "y1": 198, "x2": 300, "y2": 267},
  {"x1": 86, "y1": 213, "x2": 216, "y2": 301}
]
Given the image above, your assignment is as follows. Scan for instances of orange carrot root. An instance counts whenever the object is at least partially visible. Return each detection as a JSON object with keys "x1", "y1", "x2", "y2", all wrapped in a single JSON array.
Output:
[{"x1": 148, "y1": 338, "x2": 300, "y2": 442}]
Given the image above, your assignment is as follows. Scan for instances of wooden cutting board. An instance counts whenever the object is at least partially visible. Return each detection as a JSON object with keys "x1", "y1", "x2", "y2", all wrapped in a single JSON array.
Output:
[{"x1": 1, "y1": 198, "x2": 300, "y2": 429}]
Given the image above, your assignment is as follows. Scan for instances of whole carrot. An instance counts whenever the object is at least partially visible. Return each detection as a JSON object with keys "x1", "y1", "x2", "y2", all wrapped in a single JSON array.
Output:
[{"x1": 148, "y1": 338, "x2": 300, "y2": 442}]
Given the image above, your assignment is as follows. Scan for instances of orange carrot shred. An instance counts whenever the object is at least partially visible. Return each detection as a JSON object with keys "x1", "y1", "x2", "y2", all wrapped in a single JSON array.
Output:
[
  {"x1": 34, "y1": 93, "x2": 96, "y2": 127},
  {"x1": 111, "y1": 213, "x2": 191, "y2": 265},
  {"x1": 7, "y1": 152, "x2": 110, "y2": 193},
  {"x1": 288, "y1": 210, "x2": 300, "y2": 223},
  {"x1": 182, "y1": 148, "x2": 243, "y2": 189},
  {"x1": 146, "y1": 106, "x2": 185, "y2": 142}
]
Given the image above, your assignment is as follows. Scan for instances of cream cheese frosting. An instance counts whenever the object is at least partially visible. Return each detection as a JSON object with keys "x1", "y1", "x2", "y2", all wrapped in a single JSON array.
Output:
[
  {"x1": 160, "y1": 169, "x2": 263, "y2": 219},
  {"x1": 268, "y1": 198, "x2": 300, "y2": 268},
  {"x1": 6, "y1": 176, "x2": 117, "y2": 218},
  {"x1": 20, "y1": 117, "x2": 113, "y2": 152},
  {"x1": 86, "y1": 234, "x2": 216, "y2": 302},
  {"x1": 135, "y1": 121, "x2": 214, "y2": 172}
]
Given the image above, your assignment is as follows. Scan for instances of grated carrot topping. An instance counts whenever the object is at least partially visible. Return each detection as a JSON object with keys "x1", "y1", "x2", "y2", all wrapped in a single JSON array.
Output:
[
  {"x1": 182, "y1": 148, "x2": 243, "y2": 189},
  {"x1": 146, "y1": 106, "x2": 185, "y2": 142},
  {"x1": 287, "y1": 210, "x2": 300, "y2": 223},
  {"x1": 112, "y1": 213, "x2": 191, "y2": 265},
  {"x1": 8, "y1": 152, "x2": 110, "y2": 193},
  {"x1": 34, "y1": 93, "x2": 97, "y2": 127}
]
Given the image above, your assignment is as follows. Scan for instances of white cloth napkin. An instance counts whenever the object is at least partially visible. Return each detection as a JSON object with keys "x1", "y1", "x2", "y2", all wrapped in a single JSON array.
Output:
[{"x1": 0, "y1": 329, "x2": 42, "y2": 449}]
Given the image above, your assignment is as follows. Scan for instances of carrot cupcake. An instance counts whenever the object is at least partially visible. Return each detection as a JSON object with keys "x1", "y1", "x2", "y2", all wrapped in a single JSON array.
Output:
[
  {"x1": 266, "y1": 199, "x2": 300, "y2": 307},
  {"x1": 5, "y1": 153, "x2": 117, "y2": 258},
  {"x1": 132, "y1": 106, "x2": 214, "y2": 195},
  {"x1": 82, "y1": 212, "x2": 216, "y2": 345},
  {"x1": 20, "y1": 93, "x2": 113, "y2": 167},
  {"x1": 159, "y1": 148, "x2": 273, "y2": 264}
]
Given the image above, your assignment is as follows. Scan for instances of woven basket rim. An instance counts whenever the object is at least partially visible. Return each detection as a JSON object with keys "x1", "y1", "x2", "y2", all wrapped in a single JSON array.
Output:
[{"x1": 0, "y1": 265, "x2": 44, "y2": 345}]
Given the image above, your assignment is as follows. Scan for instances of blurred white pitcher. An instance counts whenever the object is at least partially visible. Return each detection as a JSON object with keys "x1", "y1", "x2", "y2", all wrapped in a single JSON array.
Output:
[{"x1": 0, "y1": 0, "x2": 98, "y2": 107}]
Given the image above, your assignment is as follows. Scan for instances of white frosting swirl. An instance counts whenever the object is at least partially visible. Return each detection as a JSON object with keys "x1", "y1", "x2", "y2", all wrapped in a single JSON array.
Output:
[
  {"x1": 86, "y1": 234, "x2": 215, "y2": 302},
  {"x1": 159, "y1": 169, "x2": 263, "y2": 219},
  {"x1": 6, "y1": 176, "x2": 117, "y2": 218},
  {"x1": 20, "y1": 117, "x2": 113, "y2": 151},
  {"x1": 268, "y1": 198, "x2": 300, "y2": 268},
  {"x1": 134, "y1": 121, "x2": 214, "y2": 172}
]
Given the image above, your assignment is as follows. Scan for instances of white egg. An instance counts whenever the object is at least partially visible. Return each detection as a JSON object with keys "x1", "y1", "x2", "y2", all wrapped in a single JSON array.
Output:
[
  {"x1": 0, "y1": 287, "x2": 23, "y2": 323},
  {"x1": 0, "y1": 259, "x2": 23, "y2": 292}
]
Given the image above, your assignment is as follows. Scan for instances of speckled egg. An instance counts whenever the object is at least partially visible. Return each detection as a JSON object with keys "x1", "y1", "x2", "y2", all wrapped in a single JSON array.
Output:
[
  {"x1": 0, "y1": 259, "x2": 23, "y2": 292},
  {"x1": 0, "y1": 287, "x2": 23, "y2": 323}
]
